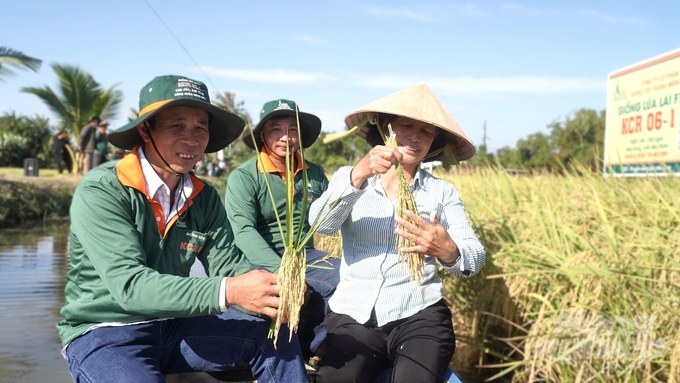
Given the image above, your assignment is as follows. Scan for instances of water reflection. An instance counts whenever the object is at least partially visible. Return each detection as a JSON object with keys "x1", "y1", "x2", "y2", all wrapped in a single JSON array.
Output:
[
  {"x1": 0, "y1": 224, "x2": 72, "y2": 383},
  {"x1": 0, "y1": 224, "x2": 212, "y2": 383}
]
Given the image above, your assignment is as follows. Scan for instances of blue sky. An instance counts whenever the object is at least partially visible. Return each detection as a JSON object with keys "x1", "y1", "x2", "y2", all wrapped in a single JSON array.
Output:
[{"x1": 1, "y1": 0, "x2": 678, "y2": 152}]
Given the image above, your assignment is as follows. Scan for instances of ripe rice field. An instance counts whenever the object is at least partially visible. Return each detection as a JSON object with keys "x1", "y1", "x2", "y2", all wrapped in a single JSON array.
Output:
[{"x1": 316, "y1": 167, "x2": 680, "y2": 382}]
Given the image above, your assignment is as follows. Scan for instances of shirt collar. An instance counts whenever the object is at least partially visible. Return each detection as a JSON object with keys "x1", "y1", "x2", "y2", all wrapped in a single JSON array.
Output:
[
  {"x1": 116, "y1": 145, "x2": 204, "y2": 199},
  {"x1": 138, "y1": 147, "x2": 169, "y2": 198},
  {"x1": 256, "y1": 147, "x2": 308, "y2": 177}
]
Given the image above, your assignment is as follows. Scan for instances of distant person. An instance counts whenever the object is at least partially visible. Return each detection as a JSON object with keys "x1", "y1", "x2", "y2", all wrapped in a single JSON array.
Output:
[
  {"x1": 92, "y1": 120, "x2": 109, "y2": 167},
  {"x1": 52, "y1": 124, "x2": 72, "y2": 174},
  {"x1": 207, "y1": 157, "x2": 216, "y2": 177},
  {"x1": 77, "y1": 116, "x2": 99, "y2": 174},
  {"x1": 217, "y1": 157, "x2": 227, "y2": 177},
  {"x1": 310, "y1": 84, "x2": 486, "y2": 383},
  {"x1": 225, "y1": 99, "x2": 340, "y2": 367},
  {"x1": 194, "y1": 156, "x2": 207, "y2": 176},
  {"x1": 112, "y1": 147, "x2": 127, "y2": 159},
  {"x1": 58, "y1": 75, "x2": 308, "y2": 382},
  {"x1": 208, "y1": 157, "x2": 226, "y2": 177}
]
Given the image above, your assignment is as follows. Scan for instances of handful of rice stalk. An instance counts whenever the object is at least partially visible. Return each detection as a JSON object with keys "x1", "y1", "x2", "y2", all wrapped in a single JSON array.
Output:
[
  {"x1": 381, "y1": 121, "x2": 425, "y2": 284},
  {"x1": 250, "y1": 112, "x2": 335, "y2": 347}
]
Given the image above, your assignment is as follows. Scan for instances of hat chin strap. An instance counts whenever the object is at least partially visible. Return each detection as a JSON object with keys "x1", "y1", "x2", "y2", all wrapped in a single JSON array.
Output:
[
  {"x1": 146, "y1": 127, "x2": 184, "y2": 178},
  {"x1": 146, "y1": 130, "x2": 190, "y2": 220},
  {"x1": 426, "y1": 143, "x2": 459, "y2": 168}
]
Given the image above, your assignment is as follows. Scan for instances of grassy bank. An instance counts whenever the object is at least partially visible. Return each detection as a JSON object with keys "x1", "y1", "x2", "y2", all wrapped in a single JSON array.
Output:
[
  {"x1": 0, "y1": 168, "x2": 78, "y2": 228},
  {"x1": 0, "y1": 167, "x2": 228, "y2": 229}
]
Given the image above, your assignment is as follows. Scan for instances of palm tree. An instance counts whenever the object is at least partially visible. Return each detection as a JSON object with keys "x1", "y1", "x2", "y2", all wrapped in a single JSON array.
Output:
[
  {"x1": 21, "y1": 64, "x2": 123, "y2": 137},
  {"x1": 213, "y1": 91, "x2": 252, "y2": 127},
  {"x1": 21, "y1": 63, "x2": 124, "y2": 173},
  {"x1": 0, "y1": 47, "x2": 42, "y2": 81},
  {"x1": 212, "y1": 91, "x2": 253, "y2": 167}
]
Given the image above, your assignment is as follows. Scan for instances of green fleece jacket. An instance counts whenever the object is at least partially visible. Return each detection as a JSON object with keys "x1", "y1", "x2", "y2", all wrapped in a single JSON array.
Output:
[
  {"x1": 57, "y1": 149, "x2": 251, "y2": 346},
  {"x1": 225, "y1": 154, "x2": 328, "y2": 272}
]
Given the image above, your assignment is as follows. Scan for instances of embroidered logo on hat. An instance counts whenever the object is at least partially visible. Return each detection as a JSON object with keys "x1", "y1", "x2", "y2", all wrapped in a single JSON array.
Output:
[
  {"x1": 173, "y1": 78, "x2": 207, "y2": 101},
  {"x1": 274, "y1": 100, "x2": 293, "y2": 111}
]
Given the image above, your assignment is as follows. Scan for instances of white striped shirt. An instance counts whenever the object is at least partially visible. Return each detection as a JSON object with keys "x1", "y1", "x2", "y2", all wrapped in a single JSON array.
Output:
[{"x1": 309, "y1": 166, "x2": 485, "y2": 326}]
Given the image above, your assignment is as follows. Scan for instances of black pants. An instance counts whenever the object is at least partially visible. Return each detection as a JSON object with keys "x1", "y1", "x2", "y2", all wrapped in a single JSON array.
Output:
[
  {"x1": 54, "y1": 147, "x2": 72, "y2": 174},
  {"x1": 315, "y1": 299, "x2": 455, "y2": 383}
]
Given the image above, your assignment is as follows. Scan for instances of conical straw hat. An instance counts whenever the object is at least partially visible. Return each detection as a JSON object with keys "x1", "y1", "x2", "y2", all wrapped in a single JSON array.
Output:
[{"x1": 344, "y1": 84, "x2": 476, "y2": 161}]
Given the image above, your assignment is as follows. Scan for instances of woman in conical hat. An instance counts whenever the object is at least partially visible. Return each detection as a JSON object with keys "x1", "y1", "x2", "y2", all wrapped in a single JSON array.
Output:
[
  {"x1": 309, "y1": 84, "x2": 485, "y2": 383},
  {"x1": 326, "y1": 83, "x2": 476, "y2": 167}
]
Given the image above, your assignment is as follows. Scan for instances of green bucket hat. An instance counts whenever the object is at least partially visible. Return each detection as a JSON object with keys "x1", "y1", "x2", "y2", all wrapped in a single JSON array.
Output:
[
  {"x1": 108, "y1": 75, "x2": 245, "y2": 153},
  {"x1": 244, "y1": 99, "x2": 321, "y2": 150}
]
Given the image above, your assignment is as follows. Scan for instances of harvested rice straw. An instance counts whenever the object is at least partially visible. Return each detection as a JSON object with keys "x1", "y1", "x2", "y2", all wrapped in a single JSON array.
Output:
[
  {"x1": 381, "y1": 122, "x2": 425, "y2": 284},
  {"x1": 271, "y1": 245, "x2": 306, "y2": 343},
  {"x1": 250, "y1": 112, "x2": 326, "y2": 347}
]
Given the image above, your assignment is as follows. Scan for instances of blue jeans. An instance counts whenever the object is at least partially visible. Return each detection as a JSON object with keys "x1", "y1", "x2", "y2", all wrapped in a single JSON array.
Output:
[
  {"x1": 64, "y1": 308, "x2": 307, "y2": 383},
  {"x1": 274, "y1": 248, "x2": 340, "y2": 359}
]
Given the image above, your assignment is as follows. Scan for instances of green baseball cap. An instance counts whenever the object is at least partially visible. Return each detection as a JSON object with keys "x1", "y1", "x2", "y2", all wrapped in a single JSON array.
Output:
[
  {"x1": 245, "y1": 99, "x2": 321, "y2": 150},
  {"x1": 108, "y1": 75, "x2": 245, "y2": 153}
]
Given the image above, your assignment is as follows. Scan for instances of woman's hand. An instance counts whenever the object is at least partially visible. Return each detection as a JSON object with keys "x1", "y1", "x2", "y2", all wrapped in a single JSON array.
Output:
[
  {"x1": 394, "y1": 210, "x2": 460, "y2": 266},
  {"x1": 350, "y1": 145, "x2": 403, "y2": 188}
]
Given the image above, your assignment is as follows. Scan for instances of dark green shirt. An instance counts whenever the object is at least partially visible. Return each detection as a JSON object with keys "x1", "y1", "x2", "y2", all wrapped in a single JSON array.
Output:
[
  {"x1": 225, "y1": 154, "x2": 328, "y2": 272},
  {"x1": 93, "y1": 129, "x2": 108, "y2": 155},
  {"x1": 57, "y1": 150, "x2": 250, "y2": 346}
]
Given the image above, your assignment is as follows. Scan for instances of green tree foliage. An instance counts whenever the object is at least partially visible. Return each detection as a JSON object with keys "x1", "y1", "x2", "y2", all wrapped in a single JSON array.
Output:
[
  {"x1": 494, "y1": 146, "x2": 522, "y2": 169},
  {"x1": 0, "y1": 112, "x2": 52, "y2": 167},
  {"x1": 0, "y1": 47, "x2": 41, "y2": 81},
  {"x1": 466, "y1": 144, "x2": 495, "y2": 167},
  {"x1": 305, "y1": 132, "x2": 372, "y2": 172},
  {"x1": 516, "y1": 132, "x2": 558, "y2": 170},
  {"x1": 21, "y1": 64, "x2": 123, "y2": 137},
  {"x1": 213, "y1": 91, "x2": 252, "y2": 126},
  {"x1": 490, "y1": 108, "x2": 605, "y2": 172},
  {"x1": 549, "y1": 108, "x2": 605, "y2": 171}
]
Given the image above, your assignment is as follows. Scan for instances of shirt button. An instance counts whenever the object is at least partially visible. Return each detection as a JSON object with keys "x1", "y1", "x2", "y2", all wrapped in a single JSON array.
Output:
[{"x1": 156, "y1": 217, "x2": 161, "y2": 221}]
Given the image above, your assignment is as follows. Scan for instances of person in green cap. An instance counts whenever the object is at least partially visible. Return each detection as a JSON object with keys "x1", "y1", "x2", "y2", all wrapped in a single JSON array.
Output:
[
  {"x1": 225, "y1": 99, "x2": 340, "y2": 367},
  {"x1": 57, "y1": 76, "x2": 308, "y2": 383}
]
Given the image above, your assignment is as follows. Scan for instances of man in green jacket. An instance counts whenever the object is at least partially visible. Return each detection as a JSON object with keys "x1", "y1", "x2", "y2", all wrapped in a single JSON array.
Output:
[
  {"x1": 58, "y1": 75, "x2": 308, "y2": 383},
  {"x1": 225, "y1": 99, "x2": 340, "y2": 365}
]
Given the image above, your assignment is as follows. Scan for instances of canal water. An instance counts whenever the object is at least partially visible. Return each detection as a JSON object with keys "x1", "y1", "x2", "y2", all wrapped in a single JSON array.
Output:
[
  {"x1": 0, "y1": 223, "x2": 211, "y2": 383},
  {"x1": 0, "y1": 224, "x2": 72, "y2": 383}
]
